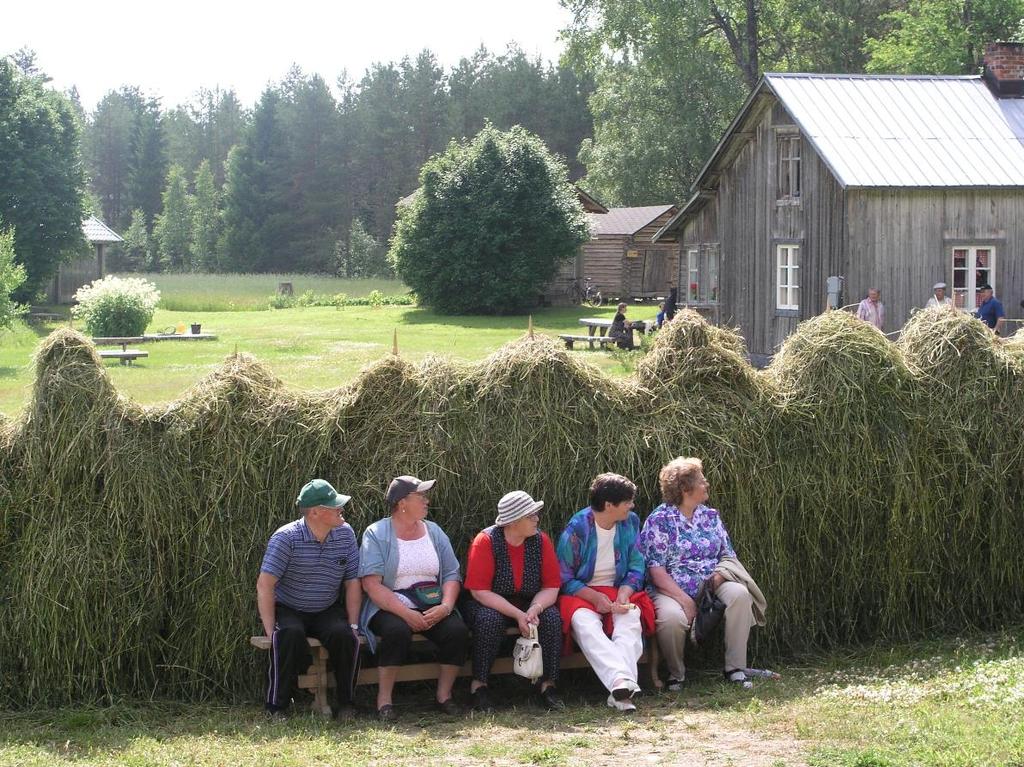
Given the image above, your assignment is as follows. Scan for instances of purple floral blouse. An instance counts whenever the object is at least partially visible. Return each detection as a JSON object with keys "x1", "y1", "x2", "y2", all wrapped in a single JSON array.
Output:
[{"x1": 636, "y1": 503, "x2": 736, "y2": 598}]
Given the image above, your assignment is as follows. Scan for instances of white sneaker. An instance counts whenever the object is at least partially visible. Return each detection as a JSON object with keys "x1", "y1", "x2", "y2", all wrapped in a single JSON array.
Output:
[{"x1": 606, "y1": 693, "x2": 637, "y2": 712}]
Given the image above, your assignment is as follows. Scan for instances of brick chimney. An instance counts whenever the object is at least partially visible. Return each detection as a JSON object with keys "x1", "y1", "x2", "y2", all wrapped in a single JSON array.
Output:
[{"x1": 983, "y1": 42, "x2": 1024, "y2": 98}]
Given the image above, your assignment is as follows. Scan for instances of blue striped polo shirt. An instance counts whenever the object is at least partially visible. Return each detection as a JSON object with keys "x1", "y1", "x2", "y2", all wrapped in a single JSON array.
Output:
[{"x1": 260, "y1": 518, "x2": 360, "y2": 613}]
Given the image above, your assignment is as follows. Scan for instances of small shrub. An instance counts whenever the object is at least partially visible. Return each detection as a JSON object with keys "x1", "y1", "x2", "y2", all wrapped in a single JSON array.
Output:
[
  {"x1": 71, "y1": 275, "x2": 160, "y2": 337},
  {"x1": 0, "y1": 229, "x2": 27, "y2": 329}
]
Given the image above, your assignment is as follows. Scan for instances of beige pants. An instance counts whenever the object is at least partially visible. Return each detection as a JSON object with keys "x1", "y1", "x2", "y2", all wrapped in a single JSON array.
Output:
[{"x1": 652, "y1": 581, "x2": 755, "y2": 678}]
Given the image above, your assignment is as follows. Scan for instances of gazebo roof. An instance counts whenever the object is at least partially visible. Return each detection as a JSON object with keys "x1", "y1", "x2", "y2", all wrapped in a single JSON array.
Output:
[{"x1": 81, "y1": 215, "x2": 123, "y2": 244}]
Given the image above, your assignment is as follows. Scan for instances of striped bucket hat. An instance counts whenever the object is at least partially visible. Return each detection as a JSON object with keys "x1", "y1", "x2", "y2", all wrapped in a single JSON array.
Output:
[{"x1": 494, "y1": 490, "x2": 544, "y2": 526}]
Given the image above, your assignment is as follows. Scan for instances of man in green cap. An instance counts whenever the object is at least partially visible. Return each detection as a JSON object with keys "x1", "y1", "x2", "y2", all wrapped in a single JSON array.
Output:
[{"x1": 257, "y1": 479, "x2": 361, "y2": 719}]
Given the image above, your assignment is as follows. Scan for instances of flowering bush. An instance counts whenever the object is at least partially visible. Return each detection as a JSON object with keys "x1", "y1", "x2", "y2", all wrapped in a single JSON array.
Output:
[{"x1": 72, "y1": 275, "x2": 161, "y2": 337}]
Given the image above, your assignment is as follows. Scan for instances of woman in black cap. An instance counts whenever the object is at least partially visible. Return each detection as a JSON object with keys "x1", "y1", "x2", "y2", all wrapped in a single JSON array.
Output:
[
  {"x1": 358, "y1": 475, "x2": 468, "y2": 722},
  {"x1": 462, "y1": 490, "x2": 564, "y2": 713}
]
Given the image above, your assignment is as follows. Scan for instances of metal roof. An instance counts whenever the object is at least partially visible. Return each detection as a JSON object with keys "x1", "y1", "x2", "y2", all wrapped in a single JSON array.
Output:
[
  {"x1": 589, "y1": 205, "x2": 675, "y2": 236},
  {"x1": 765, "y1": 73, "x2": 1024, "y2": 187},
  {"x1": 81, "y1": 215, "x2": 123, "y2": 243}
]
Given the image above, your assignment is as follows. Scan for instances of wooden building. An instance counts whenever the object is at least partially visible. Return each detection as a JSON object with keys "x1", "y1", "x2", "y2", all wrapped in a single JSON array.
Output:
[
  {"x1": 546, "y1": 204, "x2": 679, "y2": 304},
  {"x1": 654, "y1": 43, "x2": 1024, "y2": 361},
  {"x1": 49, "y1": 216, "x2": 123, "y2": 304}
]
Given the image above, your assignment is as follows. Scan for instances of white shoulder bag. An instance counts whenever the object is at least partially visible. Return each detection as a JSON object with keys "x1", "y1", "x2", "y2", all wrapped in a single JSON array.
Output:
[{"x1": 512, "y1": 624, "x2": 543, "y2": 682}]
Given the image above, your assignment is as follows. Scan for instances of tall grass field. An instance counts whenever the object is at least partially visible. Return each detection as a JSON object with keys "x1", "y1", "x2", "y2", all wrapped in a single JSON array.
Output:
[{"x1": 115, "y1": 272, "x2": 407, "y2": 311}]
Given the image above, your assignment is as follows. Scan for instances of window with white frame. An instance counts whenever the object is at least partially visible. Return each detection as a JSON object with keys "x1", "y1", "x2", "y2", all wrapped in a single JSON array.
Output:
[
  {"x1": 777, "y1": 134, "x2": 801, "y2": 201},
  {"x1": 777, "y1": 244, "x2": 799, "y2": 310},
  {"x1": 683, "y1": 244, "x2": 721, "y2": 304},
  {"x1": 951, "y1": 246, "x2": 995, "y2": 311}
]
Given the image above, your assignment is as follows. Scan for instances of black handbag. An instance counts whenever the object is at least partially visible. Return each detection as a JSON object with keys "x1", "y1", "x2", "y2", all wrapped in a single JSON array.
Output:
[{"x1": 691, "y1": 586, "x2": 726, "y2": 644}]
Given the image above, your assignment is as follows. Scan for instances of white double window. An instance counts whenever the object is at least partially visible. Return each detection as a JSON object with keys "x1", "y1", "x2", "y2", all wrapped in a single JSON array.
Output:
[
  {"x1": 776, "y1": 244, "x2": 799, "y2": 310},
  {"x1": 951, "y1": 246, "x2": 995, "y2": 311},
  {"x1": 683, "y1": 245, "x2": 721, "y2": 304}
]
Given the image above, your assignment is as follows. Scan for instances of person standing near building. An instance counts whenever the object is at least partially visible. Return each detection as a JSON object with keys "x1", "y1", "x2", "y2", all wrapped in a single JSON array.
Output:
[
  {"x1": 856, "y1": 288, "x2": 885, "y2": 330},
  {"x1": 926, "y1": 282, "x2": 952, "y2": 309},
  {"x1": 974, "y1": 284, "x2": 1006, "y2": 335}
]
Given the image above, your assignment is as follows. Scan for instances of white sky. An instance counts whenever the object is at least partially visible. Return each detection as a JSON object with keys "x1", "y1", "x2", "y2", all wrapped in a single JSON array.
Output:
[{"x1": 3, "y1": 0, "x2": 575, "y2": 111}]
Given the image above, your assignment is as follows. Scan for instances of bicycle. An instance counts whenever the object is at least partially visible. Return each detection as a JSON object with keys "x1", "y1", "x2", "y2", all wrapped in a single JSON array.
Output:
[{"x1": 566, "y1": 276, "x2": 604, "y2": 308}]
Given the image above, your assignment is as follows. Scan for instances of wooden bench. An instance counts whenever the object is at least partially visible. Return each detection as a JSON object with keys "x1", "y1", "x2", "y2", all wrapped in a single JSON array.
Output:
[
  {"x1": 98, "y1": 349, "x2": 148, "y2": 365},
  {"x1": 28, "y1": 312, "x2": 62, "y2": 323},
  {"x1": 558, "y1": 334, "x2": 618, "y2": 350},
  {"x1": 250, "y1": 629, "x2": 661, "y2": 716}
]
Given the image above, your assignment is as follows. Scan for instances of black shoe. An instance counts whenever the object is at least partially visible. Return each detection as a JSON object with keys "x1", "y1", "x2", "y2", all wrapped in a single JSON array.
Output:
[
  {"x1": 264, "y1": 707, "x2": 288, "y2": 723},
  {"x1": 376, "y1": 703, "x2": 398, "y2": 723},
  {"x1": 437, "y1": 697, "x2": 464, "y2": 717},
  {"x1": 470, "y1": 686, "x2": 494, "y2": 713},
  {"x1": 539, "y1": 686, "x2": 565, "y2": 711},
  {"x1": 611, "y1": 687, "x2": 634, "y2": 702}
]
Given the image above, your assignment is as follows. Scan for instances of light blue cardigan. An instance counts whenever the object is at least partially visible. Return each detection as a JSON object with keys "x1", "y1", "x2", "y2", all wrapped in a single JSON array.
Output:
[{"x1": 357, "y1": 517, "x2": 462, "y2": 653}]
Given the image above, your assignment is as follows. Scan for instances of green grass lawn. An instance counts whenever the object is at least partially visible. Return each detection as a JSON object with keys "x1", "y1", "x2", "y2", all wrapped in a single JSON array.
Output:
[
  {"x1": 115, "y1": 272, "x2": 409, "y2": 311},
  {"x1": 0, "y1": 631, "x2": 1020, "y2": 766},
  {"x1": 0, "y1": 303, "x2": 660, "y2": 418}
]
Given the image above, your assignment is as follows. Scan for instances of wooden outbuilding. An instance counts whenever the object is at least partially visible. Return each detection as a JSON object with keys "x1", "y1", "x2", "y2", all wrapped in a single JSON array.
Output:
[
  {"x1": 48, "y1": 216, "x2": 123, "y2": 304},
  {"x1": 654, "y1": 43, "x2": 1024, "y2": 362},
  {"x1": 547, "y1": 203, "x2": 679, "y2": 304}
]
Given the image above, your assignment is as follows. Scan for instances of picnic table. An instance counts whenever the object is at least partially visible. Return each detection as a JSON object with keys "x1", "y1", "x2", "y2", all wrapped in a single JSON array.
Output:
[
  {"x1": 92, "y1": 337, "x2": 148, "y2": 365},
  {"x1": 143, "y1": 332, "x2": 218, "y2": 342},
  {"x1": 578, "y1": 317, "x2": 654, "y2": 337}
]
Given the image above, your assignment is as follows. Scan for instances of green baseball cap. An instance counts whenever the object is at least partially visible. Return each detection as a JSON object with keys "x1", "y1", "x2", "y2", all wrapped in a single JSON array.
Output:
[{"x1": 296, "y1": 479, "x2": 351, "y2": 509}]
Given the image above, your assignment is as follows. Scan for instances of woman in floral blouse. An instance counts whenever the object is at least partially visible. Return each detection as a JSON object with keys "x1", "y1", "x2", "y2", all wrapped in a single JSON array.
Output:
[{"x1": 637, "y1": 457, "x2": 756, "y2": 688}]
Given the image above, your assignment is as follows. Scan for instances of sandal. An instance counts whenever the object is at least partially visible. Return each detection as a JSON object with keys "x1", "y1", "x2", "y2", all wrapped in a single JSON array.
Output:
[{"x1": 376, "y1": 703, "x2": 398, "y2": 723}]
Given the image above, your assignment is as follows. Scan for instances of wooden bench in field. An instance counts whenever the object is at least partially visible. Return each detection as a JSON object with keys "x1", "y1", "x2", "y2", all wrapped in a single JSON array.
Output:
[
  {"x1": 558, "y1": 334, "x2": 618, "y2": 350},
  {"x1": 250, "y1": 629, "x2": 661, "y2": 716},
  {"x1": 98, "y1": 349, "x2": 148, "y2": 365}
]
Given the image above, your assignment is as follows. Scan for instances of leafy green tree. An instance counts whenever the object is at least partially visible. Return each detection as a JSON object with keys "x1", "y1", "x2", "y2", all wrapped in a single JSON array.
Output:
[
  {"x1": 864, "y1": 0, "x2": 1024, "y2": 73},
  {"x1": 0, "y1": 57, "x2": 85, "y2": 298},
  {"x1": 339, "y1": 218, "x2": 391, "y2": 278},
  {"x1": 0, "y1": 229, "x2": 28, "y2": 328},
  {"x1": 390, "y1": 125, "x2": 589, "y2": 314},
  {"x1": 153, "y1": 164, "x2": 193, "y2": 270},
  {"x1": 191, "y1": 160, "x2": 220, "y2": 270}
]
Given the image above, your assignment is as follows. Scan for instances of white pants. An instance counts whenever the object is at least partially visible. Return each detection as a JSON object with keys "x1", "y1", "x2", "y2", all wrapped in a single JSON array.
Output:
[
  {"x1": 570, "y1": 607, "x2": 644, "y2": 693},
  {"x1": 652, "y1": 581, "x2": 754, "y2": 677}
]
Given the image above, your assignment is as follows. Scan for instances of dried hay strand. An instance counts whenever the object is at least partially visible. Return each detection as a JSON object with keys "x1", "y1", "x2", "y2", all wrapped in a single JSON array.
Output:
[
  {"x1": 896, "y1": 308, "x2": 1024, "y2": 632},
  {"x1": 0, "y1": 312, "x2": 1021, "y2": 704},
  {"x1": 761, "y1": 311, "x2": 919, "y2": 648}
]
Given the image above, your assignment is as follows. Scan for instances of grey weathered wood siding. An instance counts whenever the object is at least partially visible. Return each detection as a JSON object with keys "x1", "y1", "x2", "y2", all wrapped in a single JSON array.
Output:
[
  {"x1": 709, "y1": 102, "x2": 845, "y2": 356},
  {"x1": 846, "y1": 189, "x2": 1023, "y2": 330},
  {"x1": 679, "y1": 92, "x2": 1023, "y2": 358}
]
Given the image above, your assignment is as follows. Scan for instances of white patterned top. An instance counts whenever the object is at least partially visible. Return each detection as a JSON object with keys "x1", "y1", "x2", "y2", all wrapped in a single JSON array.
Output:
[{"x1": 393, "y1": 533, "x2": 441, "y2": 608}]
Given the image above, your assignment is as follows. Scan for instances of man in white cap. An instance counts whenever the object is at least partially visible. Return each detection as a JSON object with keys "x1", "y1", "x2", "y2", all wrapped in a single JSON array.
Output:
[
  {"x1": 926, "y1": 282, "x2": 952, "y2": 309},
  {"x1": 257, "y1": 478, "x2": 362, "y2": 720}
]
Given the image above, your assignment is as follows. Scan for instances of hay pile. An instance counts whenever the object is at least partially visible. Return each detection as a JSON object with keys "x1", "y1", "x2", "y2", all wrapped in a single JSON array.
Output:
[{"x1": 0, "y1": 312, "x2": 1021, "y2": 705}]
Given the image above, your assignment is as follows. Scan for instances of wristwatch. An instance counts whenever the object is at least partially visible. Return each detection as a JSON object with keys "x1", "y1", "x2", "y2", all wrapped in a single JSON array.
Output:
[{"x1": 349, "y1": 623, "x2": 359, "y2": 631}]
